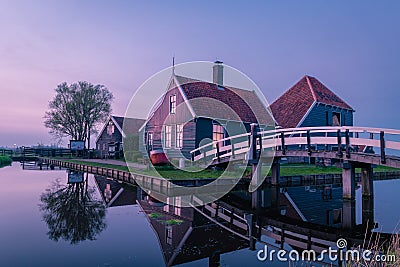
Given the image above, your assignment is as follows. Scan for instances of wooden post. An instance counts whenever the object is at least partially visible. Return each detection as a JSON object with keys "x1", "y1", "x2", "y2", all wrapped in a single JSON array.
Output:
[
  {"x1": 342, "y1": 162, "x2": 355, "y2": 200},
  {"x1": 216, "y1": 142, "x2": 220, "y2": 163},
  {"x1": 362, "y1": 195, "x2": 375, "y2": 229},
  {"x1": 361, "y1": 164, "x2": 374, "y2": 197},
  {"x1": 337, "y1": 129, "x2": 343, "y2": 157},
  {"x1": 342, "y1": 199, "x2": 356, "y2": 230},
  {"x1": 345, "y1": 129, "x2": 350, "y2": 158},
  {"x1": 231, "y1": 141, "x2": 235, "y2": 159},
  {"x1": 380, "y1": 131, "x2": 386, "y2": 164},
  {"x1": 306, "y1": 130, "x2": 311, "y2": 155},
  {"x1": 280, "y1": 132, "x2": 286, "y2": 155},
  {"x1": 271, "y1": 159, "x2": 280, "y2": 185}
]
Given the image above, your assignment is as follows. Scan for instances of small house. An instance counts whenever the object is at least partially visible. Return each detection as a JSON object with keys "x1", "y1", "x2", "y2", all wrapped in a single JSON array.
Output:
[
  {"x1": 96, "y1": 115, "x2": 145, "y2": 158},
  {"x1": 270, "y1": 75, "x2": 354, "y2": 128},
  {"x1": 140, "y1": 61, "x2": 275, "y2": 160},
  {"x1": 270, "y1": 75, "x2": 354, "y2": 163}
]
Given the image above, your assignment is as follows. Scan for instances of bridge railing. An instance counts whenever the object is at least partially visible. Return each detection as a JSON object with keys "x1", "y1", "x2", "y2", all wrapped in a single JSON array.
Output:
[{"x1": 190, "y1": 126, "x2": 400, "y2": 165}]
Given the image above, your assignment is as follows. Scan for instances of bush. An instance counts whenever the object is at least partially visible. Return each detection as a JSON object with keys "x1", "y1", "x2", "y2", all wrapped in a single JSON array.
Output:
[{"x1": 0, "y1": 156, "x2": 12, "y2": 167}]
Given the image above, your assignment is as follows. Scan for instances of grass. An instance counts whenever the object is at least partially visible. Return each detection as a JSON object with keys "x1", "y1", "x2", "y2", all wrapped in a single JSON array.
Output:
[
  {"x1": 59, "y1": 158, "x2": 241, "y2": 179},
  {"x1": 267, "y1": 164, "x2": 400, "y2": 177},
  {"x1": 165, "y1": 219, "x2": 184, "y2": 225},
  {"x1": 51, "y1": 158, "x2": 400, "y2": 180},
  {"x1": 0, "y1": 156, "x2": 12, "y2": 168}
]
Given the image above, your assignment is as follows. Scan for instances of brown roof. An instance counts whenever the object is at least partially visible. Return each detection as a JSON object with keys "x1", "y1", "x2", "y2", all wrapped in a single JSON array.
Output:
[
  {"x1": 175, "y1": 75, "x2": 273, "y2": 124},
  {"x1": 270, "y1": 75, "x2": 353, "y2": 128}
]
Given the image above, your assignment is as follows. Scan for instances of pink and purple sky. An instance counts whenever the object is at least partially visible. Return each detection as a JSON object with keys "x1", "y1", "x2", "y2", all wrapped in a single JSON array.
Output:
[{"x1": 1, "y1": 1, "x2": 399, "y2": 147}]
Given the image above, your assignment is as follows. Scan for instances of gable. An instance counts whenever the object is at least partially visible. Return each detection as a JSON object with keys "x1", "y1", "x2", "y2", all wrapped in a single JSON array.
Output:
[{"x1": 96, "y1": 116, "x2": 145, "y2": 143}]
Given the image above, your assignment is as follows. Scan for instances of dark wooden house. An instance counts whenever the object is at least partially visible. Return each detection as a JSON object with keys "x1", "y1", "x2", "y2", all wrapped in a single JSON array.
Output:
[
  {"x1": 270, "y1": 75, "x2": 354, "y2": 128},
  {"x1": 96, "y1": 115, "x2": 145, "y2": 158},
  {"x1": 140, "y1": 61, "x2": 275, "y2": 159}
]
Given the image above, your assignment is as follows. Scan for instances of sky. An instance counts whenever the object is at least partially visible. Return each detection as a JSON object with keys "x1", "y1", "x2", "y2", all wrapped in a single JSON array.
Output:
[{"x1": 0, "y1": 1, "x2": 399, "y2": 147}]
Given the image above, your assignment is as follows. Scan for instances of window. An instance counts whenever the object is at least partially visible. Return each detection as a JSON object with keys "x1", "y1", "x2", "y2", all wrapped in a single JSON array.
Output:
[
  {"x1": 166, "y1": 226, "x2": 173, "y2": 245},
  {"x1": 164, "y1": 125, "x2": 172, "y2": 148},
  {"x1": 169, "y1": 95, "x2": 176, "y2": 114},
  {"x1": 147, "y1": 132, "x2": 153, "y2": 146},
  {"x1": 176, "y1": 124, "x2": 183, "y2": 148},
  {"x1": 213, "y1": 122, "x2": 225, "y2": 147},
  {"x1": 332, "y1": 112, "x2": 341, "y2": 126},
  {"x1": 107, "y1": 121, "x2": 114, "y2": 135}
]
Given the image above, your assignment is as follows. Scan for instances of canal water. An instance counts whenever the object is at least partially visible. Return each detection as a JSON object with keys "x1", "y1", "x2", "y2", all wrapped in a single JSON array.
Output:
[{"x1": 0, "y1": 163, "x2": 399, "y2": 267}]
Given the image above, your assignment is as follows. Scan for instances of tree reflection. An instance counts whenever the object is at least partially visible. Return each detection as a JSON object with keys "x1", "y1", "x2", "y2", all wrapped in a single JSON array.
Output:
[{"x1": 39, "y1": 176, "x2": 107, "y2": 244}]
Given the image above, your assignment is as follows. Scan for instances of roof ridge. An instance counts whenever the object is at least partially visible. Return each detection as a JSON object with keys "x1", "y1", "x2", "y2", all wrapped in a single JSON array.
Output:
[{"x1": 305, "y1": 75, "x2": 317, "y2": 101}]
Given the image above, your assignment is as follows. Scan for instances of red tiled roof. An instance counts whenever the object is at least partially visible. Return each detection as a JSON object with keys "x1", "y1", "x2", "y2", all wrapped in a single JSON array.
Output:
[
  {"x1": 175, "y1": 75, "x2": 272, "y2": 124},
  {"x1": 308, "y1": 76, "x2": 353, "y2": 110},
  {"x1": 181, "y1": 82, "x2": 257, "y2": 122},
  {"x1": 270, "y1": 75, "x2": 353, "y2": 128}
]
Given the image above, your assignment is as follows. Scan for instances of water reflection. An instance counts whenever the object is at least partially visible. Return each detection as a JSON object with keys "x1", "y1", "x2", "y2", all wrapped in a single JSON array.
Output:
[
  {"x1": 39, "y1": 172, "x2": 107, "y2": 244},
  {"x1": 27, "y1": 165, "x2": 397, "y2": 266},
  {"x1": 135, "y1": 180, "x2": 393, "y2": 266},
  {"x1": 137, "y1": 194, "x2": 249, "y2": 267}
]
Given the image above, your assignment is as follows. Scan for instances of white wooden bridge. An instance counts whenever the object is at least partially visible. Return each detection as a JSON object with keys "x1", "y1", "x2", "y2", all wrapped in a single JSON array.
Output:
[
  {"x1": 190, "y1": 125, "x2": 400, "y2": 168},
  {"x1": 190, "y1": 125, "x2": 400, "y2": 199}
]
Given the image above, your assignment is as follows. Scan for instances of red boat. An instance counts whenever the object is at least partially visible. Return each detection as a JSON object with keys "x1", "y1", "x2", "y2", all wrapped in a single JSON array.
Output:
[{"x1": 149, "y1": 150, "x2": 169, "y2": 166}]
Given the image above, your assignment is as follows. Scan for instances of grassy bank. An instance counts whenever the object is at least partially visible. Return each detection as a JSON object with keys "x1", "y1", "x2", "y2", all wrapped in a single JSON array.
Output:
[
  {"x1": 278, "y1": 164, "x2": 398, "y2": 176},
  {"x1": 55, "y1": 158, "x2": 400, "y2": 179},
  {"x1": 61, "y1": 159, "x2": 231, "y2": 179},
  {"x1": 0, "y1": 156, "x2": 12, "y2": 168}
]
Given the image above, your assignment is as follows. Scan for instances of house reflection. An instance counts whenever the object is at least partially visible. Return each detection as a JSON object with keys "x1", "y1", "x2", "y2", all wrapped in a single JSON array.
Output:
[
  {"x1": 93, "y1": 175, "x2": 138, "y2": 207},
  {"x1": 137, "y1": 194, "x2": 249, "y2": 267}
]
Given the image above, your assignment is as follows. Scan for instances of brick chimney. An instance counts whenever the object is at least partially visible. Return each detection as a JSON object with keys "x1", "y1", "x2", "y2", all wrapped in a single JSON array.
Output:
[{"x1": 213, "y1": 61, "x2": 223, "y2": 85}]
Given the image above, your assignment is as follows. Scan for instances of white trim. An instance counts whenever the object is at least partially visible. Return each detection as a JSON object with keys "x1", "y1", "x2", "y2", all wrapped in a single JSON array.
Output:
[
  {"x1": 167, "y1": 227, "x2": 193, "y2": 267},
  {"x1": 110, "y1": 116, "x2": 125, "y2": 138},
  {"x1": 284, "y1": 192, "x2": 308, "y2": 222},
  {"x1": 106, "y1": 188, "x2": 124, "y2": 208},
  {"x1": 173, "y1": 75, "x2": 196, "y2": 118},
  {"x1": 138, "y1": 74, "x2": 197, "y2": 133},
  {"x1": 296, "y1": 100, "x2": 317, "y2": 127},
  {"x1": 95, "y1": 116, "x2": 111, "y2": 143},
  {"x1": 95, "y1": 115, "x2": 126, "y2": 144}
]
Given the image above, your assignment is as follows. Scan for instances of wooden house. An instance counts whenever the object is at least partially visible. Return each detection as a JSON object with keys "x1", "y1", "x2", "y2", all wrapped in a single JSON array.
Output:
[
  {"x1": 270, "y1": 75, "x2": 354, "y2": 128},
  {"x1": 140, "y1": 61, "x2": 275, "y2": 160},
  {"x1": 270, "y1": 75, "x2": 354, "y2": 163},
  {"x1": 96, "y1": 115, "x2": 145, "y2": 158}
]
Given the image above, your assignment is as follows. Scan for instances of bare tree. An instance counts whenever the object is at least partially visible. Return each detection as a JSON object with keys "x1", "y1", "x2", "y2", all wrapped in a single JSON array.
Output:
[{"x1": 44, "y1": 81, "x2": 113, "y2": 148}]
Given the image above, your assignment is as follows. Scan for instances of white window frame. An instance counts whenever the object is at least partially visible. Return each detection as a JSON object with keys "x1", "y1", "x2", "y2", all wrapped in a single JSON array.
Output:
[
  {"x1": 169, "y1": 94, "x2": 176, "y2": 114},
  {"x1": 164, "y1": 125, "x2": 172, "y2": 148},
  {"x1": 176, "y1": 124, "x2": 183, "y2": 148},
  {"x1": 148, "y1": 132, "x2": 153, "y2": 146}
]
